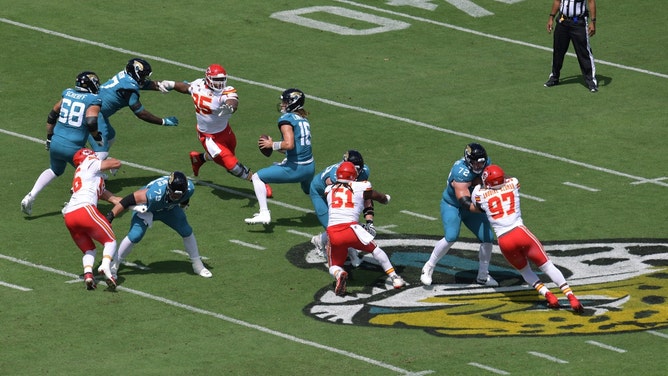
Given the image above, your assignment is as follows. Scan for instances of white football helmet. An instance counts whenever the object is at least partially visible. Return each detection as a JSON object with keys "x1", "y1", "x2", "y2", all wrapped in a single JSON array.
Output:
[{"x1": 205, "y1": 64, "x2": 227, "y2": 92}]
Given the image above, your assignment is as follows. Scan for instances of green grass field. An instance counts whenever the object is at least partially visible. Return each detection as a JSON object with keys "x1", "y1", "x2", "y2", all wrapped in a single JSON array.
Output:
[{"x1": 1, "y1": 1, "x2": 667, "y2": 375}]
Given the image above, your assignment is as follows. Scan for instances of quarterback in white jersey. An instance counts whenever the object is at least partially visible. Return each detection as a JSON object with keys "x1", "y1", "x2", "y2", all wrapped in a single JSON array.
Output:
[
  {"x1": 324, "y1": 162, "x2": 405, "y2": 296},
  {"x1": 62, "y1": 148, "x2": 121, "y2": 290},
  {"x1": 472, "y1": 164, "x2": 584, "y2": 313}
]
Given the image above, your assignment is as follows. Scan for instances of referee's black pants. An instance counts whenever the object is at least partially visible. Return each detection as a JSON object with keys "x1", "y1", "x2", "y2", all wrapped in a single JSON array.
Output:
[{"x1": 550, "y1": 19, "x2": 597, "y2": 87}]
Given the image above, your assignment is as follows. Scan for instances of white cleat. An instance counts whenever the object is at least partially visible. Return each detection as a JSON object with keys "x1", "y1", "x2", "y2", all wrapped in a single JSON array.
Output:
[
  {"x1": 348, "y1": 248, "x2": 362, "y2": 268},
  {"x1": 311, "y1": 234, "x2": 325, "y2": 257},
  {"x1": 192, "y1": 259, "x2": 213, "y2": 278},
  {"x1": 392, "y1": 275, "x2": 406, "y2": 289},
  {"x1": 21, "y1": 193, "x2": 34, "y2": 215},
  {"x1": 97, "y1": 263, "x2": 117, "y2": 289},
  {"x1": 244, "y1": 210, "x2": 271, "y2": 225},
  {"x1": 420, "y1": 263, "x2": 434, "y2": 286},
  {"x1": 476, "y1": 275, "x2": 499, "y2": 287}
]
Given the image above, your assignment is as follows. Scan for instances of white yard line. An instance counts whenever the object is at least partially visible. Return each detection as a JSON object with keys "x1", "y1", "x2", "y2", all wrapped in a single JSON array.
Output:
[
  {"x1": 0, "y1": 253, "x2": 430, "y2": 375},
  {"x1": 0, "y1": 18, "x2": 666, "y2": 188}
]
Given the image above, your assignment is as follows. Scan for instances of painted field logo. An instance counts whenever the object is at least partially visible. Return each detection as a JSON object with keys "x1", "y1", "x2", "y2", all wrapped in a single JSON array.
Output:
[{"x1": 286, "y1": 236, "x2": 668, "y2": 337}]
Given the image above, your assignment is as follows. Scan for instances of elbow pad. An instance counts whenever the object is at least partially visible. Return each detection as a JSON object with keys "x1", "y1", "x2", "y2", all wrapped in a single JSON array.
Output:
[
  {"x1": 47, "y1": 109, "x2": 59, "y2": 125},
  {"x1": 458, "y1": 196, "x2": 474, "y2": 211},
  {"x1": 85, "y1": 116, "x2": 99, "y2": 133},
  {"x1": 119, "y1": 193, "x2": 137, "y2": 209}
]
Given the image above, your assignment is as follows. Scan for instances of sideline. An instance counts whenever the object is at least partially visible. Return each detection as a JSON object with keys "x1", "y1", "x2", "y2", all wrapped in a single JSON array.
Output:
[
  {"x1": 0, "y1": 253, "x2": 432, "y2": 376},
  {"x1": 0, "y1": 18, "x2": 666, "y2": 188}
]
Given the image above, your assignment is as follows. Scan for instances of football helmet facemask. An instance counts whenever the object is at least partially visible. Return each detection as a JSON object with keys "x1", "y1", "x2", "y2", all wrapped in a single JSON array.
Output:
[
  {"x1": 72, "y1": 148, "x2": 96, "y2": 167},
  {"x1": 336, "y1": 161, "x2": 358, "y2": 183},
  {"x1": 75, "y1": 71, "x2": 100, "y2": 94},
  {"x1": 464, "y1": 142, "x2": 488, "y2": 174},
  {"x1": 278, "y1": 88, "x2": 305, "y2": 113},
  {"x1": 167, "y1": 171, "x2": 188, "y2": 201},
  {"x1": 205, "y1": 64, "x2": 227, "y2": 92},
  {"x1": 125, "y1": 58, "x2": 153, "y2": 85},
  {"x1": 482, "y1": 164, "x2": 505, "y2": 188},
  {"x1": 343, "y1": 150, "x2": 364, "y2": 174}
]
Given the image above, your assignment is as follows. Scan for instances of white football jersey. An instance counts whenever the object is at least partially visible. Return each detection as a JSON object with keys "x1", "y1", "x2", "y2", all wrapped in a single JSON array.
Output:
[
  {"x1": 62, "y1": 156, "x2": 105, "y2": 214},
  {"x1": 472, "y1": 177, "x2": 523, "y2": 237},
  {"x1": 326, "y1": 180, "x2": 373, "y2": 226},
  {"x1": 188, "y1": 78, "x2": 238, "y2": 134}
]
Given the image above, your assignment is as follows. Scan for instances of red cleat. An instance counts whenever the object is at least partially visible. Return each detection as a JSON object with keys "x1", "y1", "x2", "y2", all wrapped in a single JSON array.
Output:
[
  {"x1": 545, "y1": 292, "x2": 559, "y2": 308},
  {"x1": 335, "y1": 271, "x2": 348, "y2": 296},
  {"x1": 568, "y1": 294, "x2": 584, "y2": 313},
  {"x1": 190, "y1": 151, "x2": 204, "y2": 177},
  {"x1": 265, "y1": 184, "x2": 273, "y2": 198},
  {"x1": 84, "y1": 272, "x2": 96, "y2": 290}
]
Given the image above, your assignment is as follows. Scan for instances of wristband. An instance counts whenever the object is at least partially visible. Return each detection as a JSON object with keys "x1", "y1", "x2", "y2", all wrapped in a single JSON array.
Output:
[
  {"x1": 549, "y1": 13, "x2": 555, "y2": 17},
  {"x1": 272, "y1": 141, "x2": 282, "y2": 151},
  {"x1": 591, "y1": 17, "x2": 596, "y2": 22}
]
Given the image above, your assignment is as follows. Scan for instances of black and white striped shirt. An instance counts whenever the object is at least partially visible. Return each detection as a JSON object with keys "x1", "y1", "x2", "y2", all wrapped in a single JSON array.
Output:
[{"x1": 560, "y1": 0, "x2": 587, "y2": 17}]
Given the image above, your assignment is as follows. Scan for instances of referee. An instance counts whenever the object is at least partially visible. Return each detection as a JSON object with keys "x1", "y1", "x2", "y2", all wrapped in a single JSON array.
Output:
[{"x1": 544, "y1": 0, "x2": 598, "y2": 92}]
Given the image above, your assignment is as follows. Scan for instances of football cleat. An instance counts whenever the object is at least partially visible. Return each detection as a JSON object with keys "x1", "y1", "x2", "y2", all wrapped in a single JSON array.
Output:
[
  {"x1": 545, "y1": 292, "x2": 560, "y2": 308},
  {"x1": 420, "y1": 263, "x2": 434, "y2": 286},
  {"x1": 21, "y1": 193, "x2": 34, "y2": 216},
  {"x1": 476, "y1": 275, "x2": 499, "y2": 287},
  {"x1": 392, "y1": 275, "x2": 406, "y2": 289},
  {"x1": 265, "y1": 184, "x2": 273, "y2": 198},
  {"x1": 348, "y1": 248, "x2": 362, "y2": 268},
  {"x1": 192, "y1": 258, "x2": 213, "y2": 278},
  {"x1": 189, "y1": 151, "x2": 205, "y2": 177},
  {"x1": 334, "y1": 271, "x2": 348, "y2": 296},
  {"x1": 568, "y1": 294, "x2": 584, "y2": 313},
  {"x1": 311, "y1": 234, "x2": 325, "y2": 257},
  {"x1": 97, "y1": 262, "x2": 117, "y2": 290},
  {"x1": 84, "y1": 272, "x2": 96, "y2": 290},
  {"x1": 244, "y1": 210, "x2": 271, "y2": 225}
]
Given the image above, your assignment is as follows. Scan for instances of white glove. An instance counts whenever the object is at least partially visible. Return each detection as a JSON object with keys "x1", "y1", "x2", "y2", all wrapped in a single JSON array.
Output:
[
  {"x1": 384, "y1": 194, "x2": 391, "y2": 204},
  {"x1": 157, "y1": 80, "x2": 175, "y2": 93},
  {"x1": 217, "y1": 104, "x2": 235, "y2": 116}
]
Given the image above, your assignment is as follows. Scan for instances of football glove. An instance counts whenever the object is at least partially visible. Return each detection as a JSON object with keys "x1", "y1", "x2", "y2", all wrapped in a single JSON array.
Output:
[
  {"x1": 45, "y1": 134, "x2": 52, "y2": 151},
  {"x1": 363, "y1": 220, "x2": 376, "y2": 237},
  {"x1": 384, "y1": 194, "x2": 391, "y2": 204},
  {"x1": 157, "y1": 80, "x2": 175, "y2": 93},
  {"x1": 105, "y1": 211, "x2": 115, "y2": 223},
  {"x1": 162, "y1": 117, "x2": 179, "y2": 126},
  {"x1": 217, "y1": 104, "x2": 235, "y2": 116},
  {"x1": 92, "y1": 132, "x2": 104, "y2": 147}
]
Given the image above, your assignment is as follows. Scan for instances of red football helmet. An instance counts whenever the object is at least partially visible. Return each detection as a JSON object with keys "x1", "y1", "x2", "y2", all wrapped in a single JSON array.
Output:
[
  {"x1": 482, "y1": 164, "x2": 505, "y2": 188},
  {"x1": 205, "y1": 64, "x2": 227, "y2": 92},
  {"x1": 73, "y1": 148, "x2": 96, "y2": 167},
  {"x1": 336, "y1": 161, "x2": 358, "y2": 183}
]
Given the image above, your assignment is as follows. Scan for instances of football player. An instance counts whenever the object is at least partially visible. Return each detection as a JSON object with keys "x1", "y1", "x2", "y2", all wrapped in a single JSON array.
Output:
[
  {"x1": 325, "y1": 162, "x2": 404, "y2": 296},
  {"x1": 168, "y1": 64, "x2": 272, "y2": 196},
  {"x1": 420, "y1": 143, "x2": 498, "y2": 287},
  {"x1": 89, "y1": 57, "x2": 180, "y2": 160},
  {"x1": 245, "y1": 88, "x2": 316, "y2": 225},
  {"x1": 105, "y1": 171, "x2": 212, "y2": 279},
  {"x1": 21, "y1": 71, "x2": 105, "y2": 216},
  {"x1": 62, "y1": 148, "x2": 122, "y2": 290},
  {"x1": 472, "y1": 164, "x2": 584, "y2": 312},
  {"x1": 309, "y1": 150, "x2": 388, "y2": 267}
]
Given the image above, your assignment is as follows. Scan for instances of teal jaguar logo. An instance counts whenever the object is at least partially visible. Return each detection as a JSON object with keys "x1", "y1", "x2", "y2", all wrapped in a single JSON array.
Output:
[{"x1": 286, "y1": 236, "x2": 668, "y2": 337}]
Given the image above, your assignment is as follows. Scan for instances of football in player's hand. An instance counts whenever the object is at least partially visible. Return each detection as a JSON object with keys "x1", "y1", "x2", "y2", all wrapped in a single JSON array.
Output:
[{"x1": 259, "y1": 134, "x2": 272, "y2": 157}]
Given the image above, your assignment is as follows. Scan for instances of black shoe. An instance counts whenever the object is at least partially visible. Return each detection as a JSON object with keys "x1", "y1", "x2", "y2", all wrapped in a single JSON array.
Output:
[
  {"x1": 589, "y1": 85, "x2": 598, "y2": 92},
  {"x1": 544, "y1": 78, "x2": 559, "y2": 88}
]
